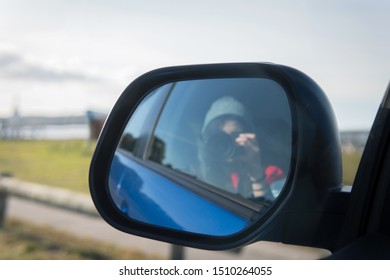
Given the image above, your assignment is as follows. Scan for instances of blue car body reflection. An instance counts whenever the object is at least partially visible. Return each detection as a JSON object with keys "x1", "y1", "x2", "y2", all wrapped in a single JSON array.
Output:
[{"x1": 109, "y1": 150, "x2": 250, "y2": 236}]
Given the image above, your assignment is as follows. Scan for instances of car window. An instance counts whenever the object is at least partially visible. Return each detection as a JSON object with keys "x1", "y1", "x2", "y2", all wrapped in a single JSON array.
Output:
[
  {"x1": 147, "y1": 78, "x2": 292, "y2": 201},
  {"x1": 341, "y1": 130, "x2": 369, "y2": 188}
]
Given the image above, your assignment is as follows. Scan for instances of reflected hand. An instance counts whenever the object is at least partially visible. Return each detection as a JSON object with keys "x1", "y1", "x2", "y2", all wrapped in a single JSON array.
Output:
[{"x1": 235, "y1": 133, "x2": 261, "y2": 174}]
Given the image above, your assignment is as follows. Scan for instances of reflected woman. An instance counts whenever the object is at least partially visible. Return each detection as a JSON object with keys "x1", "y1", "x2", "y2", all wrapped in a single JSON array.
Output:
[{"x1": 198, "y1": 96, "x2": 285, "y2": 201}]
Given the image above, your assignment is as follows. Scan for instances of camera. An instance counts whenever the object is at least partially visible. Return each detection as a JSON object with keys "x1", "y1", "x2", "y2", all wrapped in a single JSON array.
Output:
[{"x1": 202, "y1": 131, "x2": 245, "y2": 161}]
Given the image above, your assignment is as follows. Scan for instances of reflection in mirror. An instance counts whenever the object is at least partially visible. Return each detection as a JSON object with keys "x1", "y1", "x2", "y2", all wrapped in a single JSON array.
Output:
[
  {"x1": 109, "y1": 78, "x2": 292, "y2": 236},
  {"x1": 117, "y1": 84, "x2": 171, "y2": 156}
]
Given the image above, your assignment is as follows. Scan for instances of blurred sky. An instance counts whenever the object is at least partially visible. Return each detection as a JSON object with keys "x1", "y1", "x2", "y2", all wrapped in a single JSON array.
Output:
[{"x1": 0, "y1": 0, "x2": 389, "y2": 130}]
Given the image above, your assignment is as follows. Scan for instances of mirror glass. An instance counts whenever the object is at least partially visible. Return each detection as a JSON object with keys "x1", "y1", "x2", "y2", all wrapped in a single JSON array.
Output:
[{"x1": 109, "y1": 78, "x2": 292, "y2": 236}]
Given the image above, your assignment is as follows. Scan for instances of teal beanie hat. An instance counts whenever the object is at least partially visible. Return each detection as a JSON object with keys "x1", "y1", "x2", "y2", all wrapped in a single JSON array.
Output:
[{"x1": 202, "y1": 96, "x2": 250, "y2": 133}]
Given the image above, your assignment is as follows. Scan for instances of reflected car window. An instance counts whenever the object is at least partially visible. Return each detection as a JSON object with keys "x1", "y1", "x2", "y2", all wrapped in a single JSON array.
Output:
[
  {"x1": 118, "y1": 85, "x2": 169, "y2": 155},
  {"x1": 148, "y1": 78, "x2": 292, "y2": 201}
]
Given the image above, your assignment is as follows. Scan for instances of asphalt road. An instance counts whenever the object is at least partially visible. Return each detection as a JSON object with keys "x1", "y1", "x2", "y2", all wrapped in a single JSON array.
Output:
[{"x1": 6, "y1": 196, "x2": 331, "y2": 260}]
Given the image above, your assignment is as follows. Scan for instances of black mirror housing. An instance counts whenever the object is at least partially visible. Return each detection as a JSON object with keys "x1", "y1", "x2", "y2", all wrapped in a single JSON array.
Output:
[{"x1": 89, "y1": 63, "x2": 342, "y2": 250}]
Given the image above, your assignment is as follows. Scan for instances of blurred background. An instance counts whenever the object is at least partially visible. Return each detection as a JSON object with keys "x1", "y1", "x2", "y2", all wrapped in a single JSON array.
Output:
[{"x1": 0, "y1": 0, "x2": 389, "y2": 259}]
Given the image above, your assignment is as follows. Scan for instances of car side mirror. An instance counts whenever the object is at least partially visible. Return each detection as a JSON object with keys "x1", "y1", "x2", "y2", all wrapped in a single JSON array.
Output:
[{"x1": 89, "y1": 63, "x2": 342, "y2": 250}]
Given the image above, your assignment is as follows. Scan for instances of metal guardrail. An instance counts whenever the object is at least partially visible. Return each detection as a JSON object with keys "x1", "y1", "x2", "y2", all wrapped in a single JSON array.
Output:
[
  {"x1": 0, "y1": 176, "x2": 99, "y2": 222},
  {"x1": 0, "y1": 176, "x2": 185, "y2": 259}
]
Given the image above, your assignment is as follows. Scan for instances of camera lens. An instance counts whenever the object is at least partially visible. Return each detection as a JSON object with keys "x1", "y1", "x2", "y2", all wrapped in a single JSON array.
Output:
[{"x1": 204, "y1": 131, "x2": 238, "y2": 160}]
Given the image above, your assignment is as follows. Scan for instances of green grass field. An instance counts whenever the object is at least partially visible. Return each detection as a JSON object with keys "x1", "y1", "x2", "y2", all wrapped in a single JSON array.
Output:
[
  {"x1": 0, "y1": 140, "x2": 94, "y2": 194},
  {"x1": 0, "y1": 219, "x2": 161, "y2": 260},
  {"x1": 0, "y1": 139, "x2": 363, "y2": 191},
  {"x1": 342, "y1": 151, "x2": 362, "y2": 186}
]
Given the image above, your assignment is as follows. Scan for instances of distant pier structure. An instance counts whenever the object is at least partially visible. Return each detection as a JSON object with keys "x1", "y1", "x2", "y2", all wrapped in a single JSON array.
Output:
[
  {"x1": 0, "y1": 107, "x2": 23, "y2": 139},
  {"x1": 0, "y1": 108, "x2": 93, "y2": 140},
  {"x1": 86, "y1": 110, "x2": 107, "y2": 140}
]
